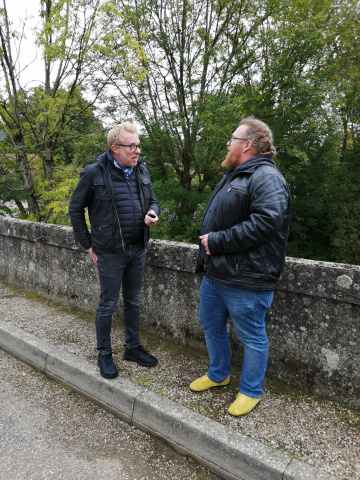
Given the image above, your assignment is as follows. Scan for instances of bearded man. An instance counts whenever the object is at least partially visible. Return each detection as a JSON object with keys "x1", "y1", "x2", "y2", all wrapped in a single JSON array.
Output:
[{"x1": 190, "y1": 117, "x2": 291, "y2": 416}]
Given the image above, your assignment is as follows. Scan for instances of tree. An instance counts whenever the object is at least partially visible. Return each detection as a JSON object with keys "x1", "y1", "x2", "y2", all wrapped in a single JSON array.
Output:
[
  {"x1": 96, "y1": 0, "x2": 283, "y2": 238},
  {"x1": 101, "y1": 0, "x2": 282, "y2": 182},
  {"x1": 256, "y1": 0, "x2": 360, "y2": 264},
  {"x1": 99, "y1": 0, "x2": 360, "y2": 251},
  {"x1": 0, "y1": 0, "x2": 144, "y2": 219},
  {"x1": 2, "y1": 0, "x2": 360, "y2": 264},
  {"x1": 327, "y1": 2, "x2": 360, "y2": 263}
]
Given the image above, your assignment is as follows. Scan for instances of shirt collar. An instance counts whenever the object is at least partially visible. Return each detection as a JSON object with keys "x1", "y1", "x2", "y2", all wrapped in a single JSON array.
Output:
[{"x1": 111, "y1": 154, "x2": 133, "y2": 181}]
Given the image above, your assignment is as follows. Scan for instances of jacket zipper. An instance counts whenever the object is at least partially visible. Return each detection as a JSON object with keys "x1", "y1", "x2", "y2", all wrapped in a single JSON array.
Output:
[
  {"x1": 227, "y1": 186, "x2": 248, "y2": 195},
  {"x1": 204, "y1": 175, "x2": 235, "y2": 229},
  {"x1": 102, "y1": 167, "x2": 125, "y2": 251},
  {"x1": 140, "y1": 181, "x2": 149, "y2": 244},
  {"x1": 200, "y1": 173, "x2": 243, "y2": 270}
]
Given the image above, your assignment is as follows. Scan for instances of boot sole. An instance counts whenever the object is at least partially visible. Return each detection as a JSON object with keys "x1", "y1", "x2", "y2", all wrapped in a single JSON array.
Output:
[
  {"x1": 228, "y1": 400, "x2": 261, "y2": 417},
  {"x1": 97, "y1": 360, "x2": 119, "y2": 379},
  {"x1": 99, "y1": 369, "x2": 119, "y2": 379},
  {"x1": 190, "y1": 382, "x2": 230, "y2": 392},
  {"x1": 123, "y1": 355, "x2": 158, "y2": 368}
]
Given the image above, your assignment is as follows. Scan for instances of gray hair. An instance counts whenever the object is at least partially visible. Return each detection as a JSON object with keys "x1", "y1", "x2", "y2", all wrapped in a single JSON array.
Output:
[
  {"x1": 108, "y1": 122, "x2": 139, "y2": 149},
  {"x1": 239, "y1": 117, "x2": 276, "y2": 156}
]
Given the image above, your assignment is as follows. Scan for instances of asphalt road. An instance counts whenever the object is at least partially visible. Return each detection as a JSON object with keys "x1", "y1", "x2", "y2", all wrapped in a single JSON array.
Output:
[{"x1": 0, "y1": 349, "x2": 219, "y2": 480}]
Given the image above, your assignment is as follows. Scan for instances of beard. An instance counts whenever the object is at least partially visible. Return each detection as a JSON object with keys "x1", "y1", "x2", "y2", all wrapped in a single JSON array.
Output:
[{"x1": 221, "y1": 145, "x2": 242, "y2": 170}]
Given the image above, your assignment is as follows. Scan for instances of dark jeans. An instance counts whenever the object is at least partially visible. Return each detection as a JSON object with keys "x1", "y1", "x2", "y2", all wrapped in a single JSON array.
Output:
[{"x1": 95, "y1": 243, "x2": 146, "y2": 355}]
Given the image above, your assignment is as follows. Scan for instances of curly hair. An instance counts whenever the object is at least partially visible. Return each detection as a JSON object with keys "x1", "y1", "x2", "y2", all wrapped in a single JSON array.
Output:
[
  {"x1": 239, "y1": 117, "x2": 276, "y2": 156},
  {"x1": 108, "y1": 122, "x2": 139, "y2": 149}
]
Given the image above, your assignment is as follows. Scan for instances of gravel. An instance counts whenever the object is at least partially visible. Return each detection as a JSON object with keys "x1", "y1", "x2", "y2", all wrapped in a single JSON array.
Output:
[{"x1": 1, "y1": 283, "x2": 359, "y2": 480}]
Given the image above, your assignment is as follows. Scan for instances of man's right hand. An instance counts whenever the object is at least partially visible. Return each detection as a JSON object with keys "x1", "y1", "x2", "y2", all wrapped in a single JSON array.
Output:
[
  {"x1": 200, "y1": 234, "x2": 211, "y2": 255},
  {"x1": 88, "y1": 247, "x2": 98, "y2": 265}
]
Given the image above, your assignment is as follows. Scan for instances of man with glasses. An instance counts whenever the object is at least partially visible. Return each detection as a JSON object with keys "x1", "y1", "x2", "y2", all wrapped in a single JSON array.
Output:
[
  {"x1": 190, "y1": 117, "x2": 291, "y2": 416},
  {"x1": 69, "y1": 122, "x2": 159, "y2": 378}
]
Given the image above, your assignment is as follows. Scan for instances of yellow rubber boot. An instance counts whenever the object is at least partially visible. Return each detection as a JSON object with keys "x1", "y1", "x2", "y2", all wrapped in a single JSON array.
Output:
[{"x1": 228, "y1": 393, "x2": 260, "y2": 416}]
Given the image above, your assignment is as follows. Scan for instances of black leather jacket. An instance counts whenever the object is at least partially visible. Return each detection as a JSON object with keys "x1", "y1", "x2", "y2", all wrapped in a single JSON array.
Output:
[
  {"x1": 68, "y1": 150, "x2": 159, "y2": 252},
  {"x1": 196, "y1": 156, "x2": 291, "y2": 290}
]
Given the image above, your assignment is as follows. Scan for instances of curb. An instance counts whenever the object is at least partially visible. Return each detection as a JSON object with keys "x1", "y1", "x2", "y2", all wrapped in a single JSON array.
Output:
[{"x1": 0, "y1": 320, "x2": 339, "y2": 480}]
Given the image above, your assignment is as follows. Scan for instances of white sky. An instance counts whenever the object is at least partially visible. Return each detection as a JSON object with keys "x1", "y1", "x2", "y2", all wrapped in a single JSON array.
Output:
[
  {"x1": 3, "y1": 0, "x2": 140, "y2": 129},
  {"x1": 4, "y1": 0, "x2": 44, "y2": 87}
]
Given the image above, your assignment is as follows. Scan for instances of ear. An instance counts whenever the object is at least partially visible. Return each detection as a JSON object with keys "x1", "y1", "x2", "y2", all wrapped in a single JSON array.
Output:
[{"x1": 243, "y1": 139, "x2": 253, "y2": 153}]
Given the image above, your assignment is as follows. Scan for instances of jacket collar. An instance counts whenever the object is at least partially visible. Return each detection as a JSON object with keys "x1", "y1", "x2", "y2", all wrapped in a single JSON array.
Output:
[
  {"x1": 95, "y1": 149, "x2": 148, "y2": 169},
  {"x1": 233, "y1": 155, "x2": 276, "y2": 173}
]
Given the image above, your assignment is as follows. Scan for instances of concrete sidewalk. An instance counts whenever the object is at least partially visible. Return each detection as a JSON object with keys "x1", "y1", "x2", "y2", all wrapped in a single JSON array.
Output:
[{"x1": 0, "y1": 318, "x2": 339, "y2": 480}]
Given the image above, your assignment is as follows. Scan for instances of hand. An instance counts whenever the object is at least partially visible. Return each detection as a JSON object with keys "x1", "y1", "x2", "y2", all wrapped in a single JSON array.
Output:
[
  {"x1": 200, "y1": 234, "x2": 211, "y2": 255},
  {"x1": 145, "y1": 211, "x2": 158, "y2": 226},
  {"x1": 88, "y1": 247, "x2": 98, "y2": 265}
]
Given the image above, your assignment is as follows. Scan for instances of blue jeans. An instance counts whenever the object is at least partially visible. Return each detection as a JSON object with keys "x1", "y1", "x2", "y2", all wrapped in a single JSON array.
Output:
[
  {"x1": 199, "y1": 276, "x2": 274, "y2": 398},
  {"x1": 95, "y1": 243, "x2": 146, "y2": 355}
]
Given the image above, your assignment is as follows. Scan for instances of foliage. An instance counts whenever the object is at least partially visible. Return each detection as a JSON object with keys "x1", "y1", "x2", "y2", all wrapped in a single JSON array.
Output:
[
  {"x1": 1, "y1": 0, "x2": 360, "y2": 265},
  {"x1": 149, "y1": 169, "x2": 212, "y2": 243},
  {"x1": 102, "y1": 0, "x2": 277, "y2": 185},
  {"x1": 0, "y1": 91, "x2": 106, "y2": 222},
  {"x1": 0, "y1": 0, "x2": 143, "y2": 219},
  {"x1": 103, "y1": 0, "x2": 359, "y2": 264}
]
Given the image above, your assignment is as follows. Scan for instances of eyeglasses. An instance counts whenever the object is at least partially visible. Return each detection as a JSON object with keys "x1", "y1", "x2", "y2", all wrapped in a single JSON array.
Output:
[
  {"x1": 115, "y1": 144, "x2": 141, "y2": 152},
  {"x1": 228, "y1": 136, "x2": 247, "y2": 146}
]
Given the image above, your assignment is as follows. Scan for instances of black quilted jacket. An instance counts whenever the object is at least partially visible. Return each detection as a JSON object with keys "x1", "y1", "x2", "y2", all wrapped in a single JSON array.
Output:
[{"x1": 68, "y1": 150, "x2": 159, "y2": 253}]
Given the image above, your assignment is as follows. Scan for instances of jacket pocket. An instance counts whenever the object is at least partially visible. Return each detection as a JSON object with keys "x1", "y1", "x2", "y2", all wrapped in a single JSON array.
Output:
[
  {"x1": 227, "y1": 186, "x2": 248, "y2": 195},
  {"x1": 208, "y1": 254, "x2": 236, "y2": 278},
  {"x1": 140, "y1": 178, "x2": 152, "y2": 206},
  {"x1": 90, "y1": 224, "x2": 113, "y2": 250},
  {"x1": 94, "y1": 179, "x2": 110, "y2": 201}
]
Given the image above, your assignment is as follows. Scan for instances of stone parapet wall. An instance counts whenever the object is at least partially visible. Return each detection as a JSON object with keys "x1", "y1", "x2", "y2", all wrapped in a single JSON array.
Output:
[{"x1": 0, "y1": 216, "x2": 358, "y2": 409}]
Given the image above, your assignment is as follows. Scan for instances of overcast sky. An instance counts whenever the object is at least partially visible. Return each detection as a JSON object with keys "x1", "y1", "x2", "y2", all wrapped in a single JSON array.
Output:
[
  {"x1": 5, "y1": 0, "x2": 43, "y2": 87},
  {"x1": 3, "y1": 1, "x2": 134, "y2": 129}
]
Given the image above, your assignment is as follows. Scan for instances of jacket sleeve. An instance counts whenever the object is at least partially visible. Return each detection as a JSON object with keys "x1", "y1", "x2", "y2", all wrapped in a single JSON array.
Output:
[
  {"x1": 148, "y1": 182, "x2": 159, "y2": 216},
  {"x1": 68, "y1": 167, "x2": 94, "y2": 250},
  {"x1": 142, "y1": 166, "x2": 159, "y2": 216},
  {"x1": 208, "y1": 173, "x2": 290, "y2": 254}
]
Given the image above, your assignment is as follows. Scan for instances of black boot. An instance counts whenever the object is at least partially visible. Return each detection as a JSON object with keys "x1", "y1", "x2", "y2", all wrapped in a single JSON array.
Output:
[
  {"x1": 123, "y1": 345, "x2": 158, "y2": 367},
  {"x1": 97, "y1": 353, "x2": 118, "y2": 378}
]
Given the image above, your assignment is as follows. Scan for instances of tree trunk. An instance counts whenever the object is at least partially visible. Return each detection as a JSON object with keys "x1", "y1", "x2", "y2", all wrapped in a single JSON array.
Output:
[
  {"x1": 15, "y1": 139, "x2": 40, "y2": 217},
  {"x1": 14, "y1": 199, "x2": 27, "y2": 216}
]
